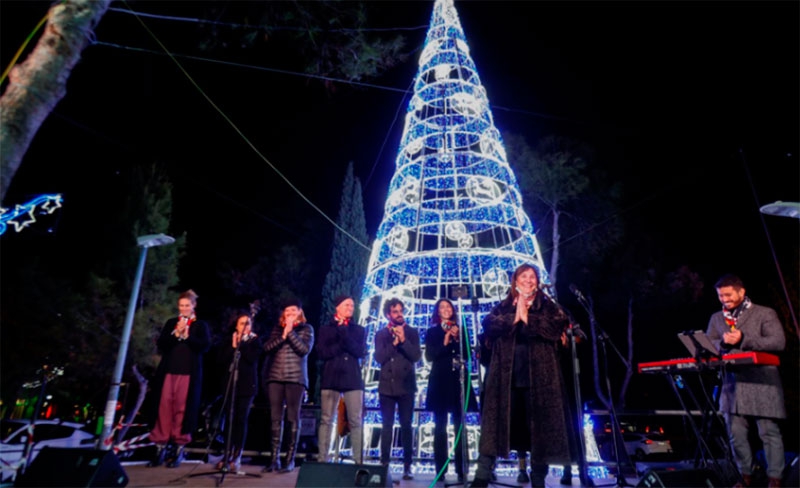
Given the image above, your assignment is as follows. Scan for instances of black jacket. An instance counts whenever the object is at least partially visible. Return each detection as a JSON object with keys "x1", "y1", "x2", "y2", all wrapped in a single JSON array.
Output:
[
  {"x1": 149, "y1": 317, "x2": 211, "y2": 435},
  {"x1": 262, "y1": 323, "x2": 315, "y2": 388},
  {"x1": 317, "y1": 318, "x2": 367, "y2": 392},
  {"x1": 424, "y1": 324, "x2": 478, "y2": 412},
  {"x1": 218, "y1": 334, "x2": 262, "y2": 398},
  {"x1": 374, "y1": 324, "x2": 421, "y2": 397}
]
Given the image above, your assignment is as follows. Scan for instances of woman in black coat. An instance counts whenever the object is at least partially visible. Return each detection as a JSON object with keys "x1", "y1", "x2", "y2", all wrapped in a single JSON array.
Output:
[
  {"x1": 425, "y1": 298, "x2": 478, "y2": 483},
  {"x1": 148, "y1": 289, "x2": 211, "y2": 468},
  {"x1": 215, "y1": 312, "x2": 261, "y2": 472},
  {"x1": 472, "y1": 264, "x2": 572, "y2": 488},
  {"x1": 261, "y1": 298, "x2": 314, "y2": 473}
]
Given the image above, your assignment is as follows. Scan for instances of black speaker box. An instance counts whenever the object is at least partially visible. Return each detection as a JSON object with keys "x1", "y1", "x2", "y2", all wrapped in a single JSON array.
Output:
[
  {"x1": 636, "y1": 468, "x2": 721, "y2": 487},
  {"x1": 295, "y1": 461, "x2": 392, "y2": 487},
  {"x1": 15, "y1": 447, "x2": 129, "y2": 487}
]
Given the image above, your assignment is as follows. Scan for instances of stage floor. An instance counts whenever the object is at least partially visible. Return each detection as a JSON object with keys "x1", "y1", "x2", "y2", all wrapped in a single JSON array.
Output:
[{"x1": 122, "y1": 460, "x2": 634, "y2": 488}]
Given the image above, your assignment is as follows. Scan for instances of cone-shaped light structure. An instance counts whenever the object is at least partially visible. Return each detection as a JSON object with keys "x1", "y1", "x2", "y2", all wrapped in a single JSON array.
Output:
[{"x1": 355, "y1": 0, "x2": 551, "y2": 471}]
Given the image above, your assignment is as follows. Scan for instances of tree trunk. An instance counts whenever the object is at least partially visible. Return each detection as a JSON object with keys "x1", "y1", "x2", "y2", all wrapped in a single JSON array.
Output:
[{"x1": 0, "y1": 0, "x2": 111, "y2": 201}]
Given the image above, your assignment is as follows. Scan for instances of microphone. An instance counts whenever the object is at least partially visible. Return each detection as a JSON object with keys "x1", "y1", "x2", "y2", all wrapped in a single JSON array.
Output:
[
  {"x1": 569, "y1": 322, "x2": 588, "y2": 340},
  {"x1": 569, "y1": 284, "x2": 587, "y2": 303}
]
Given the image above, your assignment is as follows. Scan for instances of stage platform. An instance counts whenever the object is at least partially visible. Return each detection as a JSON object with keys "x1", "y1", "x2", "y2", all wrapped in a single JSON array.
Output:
[{"x1": 122, "y1": 459, "x2": 632, "y2": 488}]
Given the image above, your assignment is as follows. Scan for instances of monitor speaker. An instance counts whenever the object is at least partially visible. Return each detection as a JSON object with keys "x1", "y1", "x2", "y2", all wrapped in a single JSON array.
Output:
[
  {"x1": 295, "y1": 461, "x2": 392, "y2": 487},
  {"x1": 636, "y1": 467, "x2": 721, "y2": 487},
  {"x1": 14, "y1": 446, "x2": 128, "y2": 487}
]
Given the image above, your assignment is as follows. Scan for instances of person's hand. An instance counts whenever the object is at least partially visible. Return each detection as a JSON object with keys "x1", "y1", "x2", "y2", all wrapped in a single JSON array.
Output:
[
  {"x1": 444, "y1": 325, "x2": 459, "y2": 345},
  {"x1": 560, "y1": 331, "x2": 568, "y2": 347},
  {"x1": 175, "y1": 316, "x2": 189, "y2": 339},
  {"x1": 723, "y1": 328, "x2": 742, "y2": 346},
  {"x1": 282, "y1": 323, "x2": 291, "y2": 340},
  {"x1": 394, "y1": 325, "x2": 406, "y2": 344},
  {"x1": 232, "y1": 331, "x2": 240, "y2": 348},
  {"x1": 515, "y1": 295, "x2": 530, "y2": 324}
]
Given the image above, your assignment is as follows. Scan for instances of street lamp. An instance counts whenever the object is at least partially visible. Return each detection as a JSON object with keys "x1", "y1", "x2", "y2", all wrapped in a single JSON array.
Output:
[
  {"x1": 100, "y1": 233, "x2": 175, "y2": 450},
  {"x1": 759, "y1": 200, "x2": 800, "y2": 219}
]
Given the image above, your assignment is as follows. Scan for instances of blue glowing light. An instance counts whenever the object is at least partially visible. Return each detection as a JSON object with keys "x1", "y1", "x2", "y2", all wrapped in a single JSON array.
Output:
[{"x1": 0, "y1": 194, "x2": 63, "y2": 235}]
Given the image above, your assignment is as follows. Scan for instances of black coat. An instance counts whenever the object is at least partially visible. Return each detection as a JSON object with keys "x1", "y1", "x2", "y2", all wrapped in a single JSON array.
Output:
[
  {"x1": 478, "y1": 292, "x2": 572, "y2": 464},
  {"x1": 317, "y1": 318, "x2": 367, "y2": 392},
  {"x1": 424, "y1": 324, "x2": 478, "y2": 412},
  {"x1": 262, "y1": 323, "x2": 314, "y2": 388},
  {"x1": 149, "y1": 317, "x2": 211, "y2": 435},
  {"x1": 218, "y1": 334, "x2": 263, "y2": 398},
  {"x1": 374, "y1": 324, "x2": 421, "y2": 397}
]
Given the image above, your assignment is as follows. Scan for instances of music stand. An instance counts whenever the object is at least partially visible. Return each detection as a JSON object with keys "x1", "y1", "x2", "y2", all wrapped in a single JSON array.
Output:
[{"x1": 678, "y1": 330, "x2": 720, "y2": 361}]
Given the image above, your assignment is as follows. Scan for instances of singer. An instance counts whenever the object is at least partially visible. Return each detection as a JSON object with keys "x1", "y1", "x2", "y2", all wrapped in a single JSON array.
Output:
[
  {"x1": 317, "y1": 294, "x2": 367, "y2": 464},
  {"x1": 375, "y1": 298, "x2": 421, "y2": 480},
  {"x1": 147, "y1": 289, "x2": 211, "y2": 468},
  {"x1": 471, "y1": 264, "x2": 572, "y2": 488},
  {"x1": 424, "y1": 298, "x2": 478, "y2": 483},
  {"x1": 214, "y1": 312, "x2": 261, "y2": 472},
  {"x1": 261, "y1": 297, "x2": 314, "y2": 473}
]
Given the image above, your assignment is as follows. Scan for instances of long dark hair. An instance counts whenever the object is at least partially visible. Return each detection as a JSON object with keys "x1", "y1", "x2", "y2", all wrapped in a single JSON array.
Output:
[
  {"x1": 431, "y1": 298, "x2": 458, "y2": 325},
  {"x1": 504, "y1": 263, "x2": 541, "y2": 303}
]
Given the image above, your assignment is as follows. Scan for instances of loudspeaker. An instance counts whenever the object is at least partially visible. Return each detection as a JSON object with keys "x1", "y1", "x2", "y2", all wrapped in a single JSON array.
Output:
[
  {"x1": 15, "y1": 447, "x2": 128, "y2": 487},
  {"x1": 636, "y1": 468, "x2": 721, "y2": 487},
  {"x1": 295, "y1": 461, "x2": 392, "y2": 487}
]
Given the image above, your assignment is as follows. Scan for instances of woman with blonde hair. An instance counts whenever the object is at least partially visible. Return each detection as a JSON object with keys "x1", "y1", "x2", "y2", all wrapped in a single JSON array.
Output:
[
  {"x1": 148, "y1": 289, "x2": 211, "y2": 468},
  {"x1": 261, "y1": 297, "x2": 314, "y2": 473}
]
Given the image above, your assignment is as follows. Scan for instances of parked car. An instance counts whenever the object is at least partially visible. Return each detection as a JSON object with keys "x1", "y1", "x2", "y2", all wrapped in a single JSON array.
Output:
[
  {"x1": 1, "y1": 419, "x2": 98, "y2": 482},
  {"x1": 622, "y1": 432, "x2": 673, "y2": 460}
]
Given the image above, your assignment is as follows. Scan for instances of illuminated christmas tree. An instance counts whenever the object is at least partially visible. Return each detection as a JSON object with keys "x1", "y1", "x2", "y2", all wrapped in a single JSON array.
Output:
[{"x1": 346, "y1": 0, "x2": 604, "y2": 479}]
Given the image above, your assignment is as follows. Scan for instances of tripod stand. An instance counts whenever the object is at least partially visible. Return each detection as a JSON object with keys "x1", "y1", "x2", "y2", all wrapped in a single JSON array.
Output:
[
  {"x1": 186, "y1": 340, "x2": 261, "y2": 486},
  {"x1": 565, "y1": 322, "x2": 595, "y2": 487},
  {"x1": 571, "y1": 286, "x2": 633, "y2": 488}
]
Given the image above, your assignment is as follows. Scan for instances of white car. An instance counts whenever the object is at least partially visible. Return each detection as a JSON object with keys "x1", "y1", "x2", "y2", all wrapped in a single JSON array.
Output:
[
  {"x1": 622, "y1": 432, "x2": 673, "y2": 460},
  {"x1": 1, "y1": 419, "x2": 98, "y2": 481}
]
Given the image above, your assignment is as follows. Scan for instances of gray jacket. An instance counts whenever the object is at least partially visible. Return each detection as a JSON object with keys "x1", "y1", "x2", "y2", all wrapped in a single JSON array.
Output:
[{"x1": 706, "y1": 303, "x2": 786, "y2": 419}]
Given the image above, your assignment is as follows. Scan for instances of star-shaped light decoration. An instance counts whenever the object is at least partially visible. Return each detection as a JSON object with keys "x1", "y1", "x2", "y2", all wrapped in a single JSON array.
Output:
[{"x1": 0, "y1": 193, "x2": 64, "y2": 235}]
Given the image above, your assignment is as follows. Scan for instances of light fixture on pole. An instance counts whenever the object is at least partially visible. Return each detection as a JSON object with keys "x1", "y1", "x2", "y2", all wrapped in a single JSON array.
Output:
[
  {"x1": 759, "y1": 201, "x2": 800, "y2": 219},
  {"x1": 100, "y1": 233, "x2": 175, "y2": 450}
]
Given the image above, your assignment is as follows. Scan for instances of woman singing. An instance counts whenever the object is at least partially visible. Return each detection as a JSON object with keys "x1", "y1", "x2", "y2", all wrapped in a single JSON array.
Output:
[
  {"x1": 425, "y1": 298, "x2": 478, "y2": 483},
  {"x1": 148, "y1": 289, "x2": 211, "y2": 468},
  {"x1": 215, "y1": 312, "x2": 261, "y2": 472},
  {"x1": 261, "y1": 298, "x2": 314, "y2": 473},
  {"x1": 472, "y1": 264, "x2": 572, "y2": 488}
]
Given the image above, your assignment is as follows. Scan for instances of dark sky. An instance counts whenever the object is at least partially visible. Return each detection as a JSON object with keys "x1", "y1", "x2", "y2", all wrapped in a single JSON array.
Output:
[{"x1": 2, "y1": 1, "x2": 798, "y2": 337}]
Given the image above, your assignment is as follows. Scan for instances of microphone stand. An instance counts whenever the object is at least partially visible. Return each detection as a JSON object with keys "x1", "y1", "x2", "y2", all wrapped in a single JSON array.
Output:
[
  {"x1": 444, "y1": 297, "x2": 470, "y2": 488},
  {"x1": 565, "y1": 322, "x2": 594, "y2": 487},
  {"x1": 186, "y1": 337, "x2": 260, "y2": 485},
  {"x1": 575, "y1": 293, "x2": 633, "y2": 488}
]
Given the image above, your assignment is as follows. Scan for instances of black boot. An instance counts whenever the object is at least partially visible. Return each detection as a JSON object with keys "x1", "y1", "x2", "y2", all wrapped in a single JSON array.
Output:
[
  {"x1": 262, "y1": 421, "x2": 283, "y2": 473},
  {"x1": 147, "y1": 444, "x2": 168, "y2": 467},
  {"x1": 166, "y1": 445, "x2": 185, "y2": 468},
  {"x1": 280, "y1": 422, "x2": 300, "y2": 473},
  {"x1": 530, "y1": 464, "x2": 548, "y2": 488}
]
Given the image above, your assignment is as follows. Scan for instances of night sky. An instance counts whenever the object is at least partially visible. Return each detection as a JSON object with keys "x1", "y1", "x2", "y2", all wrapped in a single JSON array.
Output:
[{"x1": 2, "y1": 1, "x2": 798, "y2": 419}]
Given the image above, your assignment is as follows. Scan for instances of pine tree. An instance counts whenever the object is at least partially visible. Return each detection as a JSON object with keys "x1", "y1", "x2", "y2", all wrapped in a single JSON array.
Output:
[{"x1": 319, "y1": 161, "x2": 370, "y2": 324}]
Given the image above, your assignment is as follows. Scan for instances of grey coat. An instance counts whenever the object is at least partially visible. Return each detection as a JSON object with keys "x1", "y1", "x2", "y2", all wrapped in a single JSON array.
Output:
[{"x1": 706, "y1": 303, "x2": 786, "y2": 419}]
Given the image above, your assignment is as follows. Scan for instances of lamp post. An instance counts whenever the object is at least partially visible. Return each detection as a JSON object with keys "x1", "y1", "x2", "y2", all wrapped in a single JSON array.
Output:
[{"x1": 100, "y1": 233, "x2": 175, "y2": 450}]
